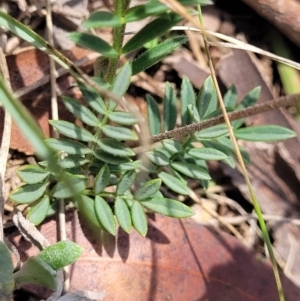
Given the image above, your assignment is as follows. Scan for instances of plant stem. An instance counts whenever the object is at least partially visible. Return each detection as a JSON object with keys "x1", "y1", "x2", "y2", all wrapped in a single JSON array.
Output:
[
  {"x1": 0, "y1": 48, "x2": 12, "y2": 242},
  {"x1": 128, "y1": 94, "x2": 300, "y2": 148},
  {"x1": 105, "y1": 0, "x2": 130, "y2": 83},
  {"x1": 105, "y1": 25, "x2": 125, "y2": 83},
  {"x1": 197, "y1": 3, "x2": 285, "y2": 301}
]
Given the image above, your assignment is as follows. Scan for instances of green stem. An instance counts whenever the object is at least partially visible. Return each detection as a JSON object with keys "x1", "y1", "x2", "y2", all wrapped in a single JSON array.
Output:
[
  {"x1": 105, "y1": 25, "x2": 126, "y2": 84},
  {"x1": 114, "y1": 0, "x2": 124, "y2": 16},
  {"x1": 198, "y1": 4, "x2": 285, "y2": 301},
  {"x1": 105, "y1": 0, "x2": 130, "y2": 84},
  {"x1": 269, "y1": 30, "x2": 300, "y2": 121}
]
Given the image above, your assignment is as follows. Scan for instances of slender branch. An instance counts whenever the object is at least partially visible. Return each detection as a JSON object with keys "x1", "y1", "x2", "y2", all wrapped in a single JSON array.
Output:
[
  {"x1": 129, "y1": 94, "x2": 300, "y2": 149},
  {"x1": 0, "y1": 48, "x2": 12, "y2": 242},
  {"x1": 105, "y1": 0, "x2": 129, "y2": 83},
  {"x1": 199, "y1": 2, "x2": 285, "y2": 300},
  {"x1": 46, "y1": 0, "x2": 69, "y2": 294}
]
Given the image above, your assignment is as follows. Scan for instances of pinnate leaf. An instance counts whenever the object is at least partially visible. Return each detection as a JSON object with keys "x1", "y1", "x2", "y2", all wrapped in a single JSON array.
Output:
[
  {"x1": 49, "y1": 120, "x2": 94, "y2": 142},
  {"x1": 131, "y1": 201, "x2": 148, "y2": 237},
  {"x1": 163, "y1": 82, "x2": 177, "y2": 131},
  {"x1": 116, "y1": 170, "x2": 136, "y2": 195},
  {"x1": 108, "y1": 111, "x2": 138, "y2": 125},
  {"x1": 196, "y1": 124, "x2": 228, "y2": 139},
  {"x1": 187, "y1": 147, "x2": 227, "y2": 160},
  {"x1": 140, "y1": 197, "x2": 194, "y2": 218},
  {"x1": 196, "y1": 76, "x2": 218, "y2": 119},
  {"x1": 10, "y1": 182, "x2": 48, "y2": 204},
  {"x1": 57, "y1": 154, "x2": 89, "y2": 169},
  {"x1": 124, "y1": 0, "x2": 212, "y2": 22},
  {"x1": 223, "y1": 85, "x2": 237, "y2": 108},
  {"x1": 132, "y1": 36, "x2": 188, "y2": 75},
  {"x1": 114, "y1": 197, "x2": 132, "y2": 233},
  {"x1": 162, "y1": 139, "x2": 183, "y2": 154},
  {"x1": 78, "y1": 196, "x2": 103, "y2": 229},
  {"x1": 158, "y1": 172, "x2": 190, "y2": 195},
  {"x1": 46, "y1": 138, "x2": 91, "y2": 155},
  {"x1": 202, "y1": 138, "x2": 250, "y2": 166},
  {"x1": 146, "y1": 150, "x2": 169, "y2": 166},
  {"x1": 171, "y1": 161, "x2": 211, "y2": 180},
  {"x1": 238, "y1": 86, "x2": 261, "y2": 109},
  {"x1": 188, "y1": 104, "x2": 200, "y2": 122},
  {"x1": 146, "y1": 94, "x2": 161, "y2": 135},
  {"x1": 69, "y1": 32, "x2": 118, "y2": 58},
  {"x1": 51, "y1": 175, "x2": 87, "y2": 198},
  {"x1": 94, "y1": 149, "x2": 131, "y2": 165},
  {"x1": 17, "y1": 165, "x2": 49, "y2": 184},
  {"x1": 62, "y1": 96, "x2": 99, "y2": 127},
  {"x1": 94, "y1": 164, "x2": 110, "y2": 194},
  {"x1": 102, "y1": 125, "x2": 138, "y2": 141},
  {"x1": 95, "y1": 196, "x2": 116, "y2": 235},
  {"x1": 234, "y1": 125, "x2": 296, "y2": 141},
  {"x1": 112, "y1": 62, "x2": 132, "y2": 97},
  {"x1": 123, "y1": 16, "x2": 180, "y2": 53},
  {"x1": 124, "y1": 1, "x2": 170, "y2": 22},
  {"x1": 181, "y1": 76, "x2": 196, "y2": 125},
  {"x1": 134, "y1": 179, "x2": 161, "y2": 201},
  {"x1": 83, "y1": 11, "x2": 122, "y2": 28},
  {"x1": 97, "y1": 138, "x2": 135, "y2": 157},
  {"x1": 79, "y1": 86, "x2": 107, "y2": 115},
  {"x1": 27, "y1": 195, "x2": 50, "y2": 225}
]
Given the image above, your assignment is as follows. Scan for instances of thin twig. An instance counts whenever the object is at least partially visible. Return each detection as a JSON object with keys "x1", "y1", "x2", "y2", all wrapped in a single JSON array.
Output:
[
  {"x1": 163, "y1": 1, "x2": 285, "y2": 298},
  {"x1": 130, "y1": 94, "x2": 300, "y2": 150},
  {"x1": 46, "y1": 0, "x2": 69, "y2": 293},
  {"x1": 170, "y1": 25, "x2": 300, "y2": 70},
  {"x1": 207, "y1": 192, "x2": 263, "y2": 246},
  {"x1": 199, "y1": 2, "x2": 284, "y2": 298},
  {"x1": 0, "y1": 48, "x2": 12, "y2": 242},
  {"x1": 189, "y1": 191, "x2": 248, "y2": 245},
  {"x1": 221, "y1": 214, "x2": 300, "y2": 226}
]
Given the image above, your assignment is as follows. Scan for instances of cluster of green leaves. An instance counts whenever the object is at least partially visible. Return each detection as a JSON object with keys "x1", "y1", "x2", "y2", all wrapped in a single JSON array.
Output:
[
  {"x1": 7, "y1": 0, "x2": 210, "y2": 237},
  {"x1": 10, "y1": 62, "x2": 195, "y2": 237},
  {"x1": 0, "y1": 240, "x2": 82, "y2": 297},
  {"x1": 146, "y1": 76, "x2": 296, "y2": 185},
  {"x1": 70, "y1": 0, "x2": 212, "y2": 75},
  {"x1": 0, "y1": 2, "x2": 295, "y2": 300},
  {"x1": 10, "y1": 70, "x2": 295, "y2": 237},
  {"x1": 8, "y1": 0, "x2": 296, "y2": 238}
]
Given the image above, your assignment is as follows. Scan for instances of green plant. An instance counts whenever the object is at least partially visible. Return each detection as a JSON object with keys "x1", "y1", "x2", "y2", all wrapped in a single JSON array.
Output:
[
  {"x1": 0, "y1": 0, "x2": 297, "y2": 297},
  {"x1": 0, "y1": 240, "x2": 82, "y2": 300},
  {"x1": 4, "y1": 0, "x2": 294, "y2": 237}
]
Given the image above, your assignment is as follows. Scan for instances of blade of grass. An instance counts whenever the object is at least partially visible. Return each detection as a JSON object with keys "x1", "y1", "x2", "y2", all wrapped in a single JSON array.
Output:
[
  {"x1": 195, "y1": 4, "x2": 285, "y2": 301},
  {"x1": 269, "y1": 30, "x2": 300, "y2": 120},
  {"x1": 46, "y1": 0, "x2": 69, "y2": 292},
  {"x1": 158, "y1": 1, "x2": 286, "y2": 299}
]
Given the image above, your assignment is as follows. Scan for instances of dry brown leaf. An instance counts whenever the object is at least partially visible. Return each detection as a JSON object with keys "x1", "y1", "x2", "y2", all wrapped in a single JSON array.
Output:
[{"x1": 7, "y1": 212, "x2": 300, "y2": 300}]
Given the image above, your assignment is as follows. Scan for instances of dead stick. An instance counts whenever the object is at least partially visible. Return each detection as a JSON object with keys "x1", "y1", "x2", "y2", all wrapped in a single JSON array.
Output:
[
  {"x1": 0, "y1": 48, "x2": 12, "y2": 242},
  {"x1": 130, "y1": 94, "x2": 300, "y2": 149}
]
